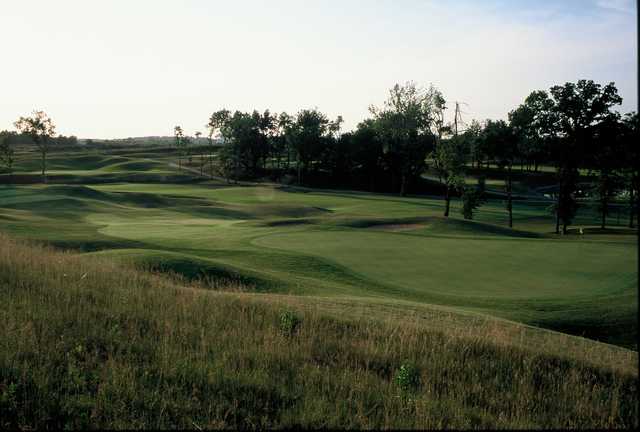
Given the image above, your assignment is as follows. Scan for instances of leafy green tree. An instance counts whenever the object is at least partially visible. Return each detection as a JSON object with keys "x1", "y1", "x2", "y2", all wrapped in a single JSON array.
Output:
[
  {"x1": 174, "y1": 125, "x2": 185, "y2": 171},
  {"x1": 433, "y1": 135, "x2": 467, "y2": 217},
  {"x1": 487, "y1": 119, "x2": 518, "y2": 227},
  {"x1": 465, "y1": 120, "x2": 484, "y2": 169},
  {"x1": 207, "y1": 109, "x2": 231, "y2": 178},
  {"x1": 547, "y1": 80, "x2": 623, "y2": 234},
  {"x1": 352, "y1": 119, "x2": 384, "y2": 192},
  {"x1": 586, "y1": 115, "x2": 626, "y2": 229},
  {"x1": 370, "y1": 82, "x2": 439, "y2": 195},
  {"x1": 0, "y1": 131, "x2": 15, "y2": 182},
  {"x1": 461, "y1": 177, "x2": 486, "y2": 219},
  {"x1": 620, "y1": 112, "x2": 639, "y2": 228},
  {"x1": 509, "y1": 91, "x2": 555, "y2": 171},
  {"x1": 14, "y1": 111, "x2": 56, "y2": 182},
  {"x1": 272, "y1": 112, "x2": 293, "y2": 177},
  {"x1": 194, "y1": 131, "x2": 206, "y2": 176},
  {"x1": 289, "y1": 109, "x2": 332, "y2": 185}
]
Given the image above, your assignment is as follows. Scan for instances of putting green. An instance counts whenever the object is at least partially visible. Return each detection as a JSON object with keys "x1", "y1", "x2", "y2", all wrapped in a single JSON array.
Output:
[{"x1": 253, "y1": 230, "x2": 636, "y2": 300}]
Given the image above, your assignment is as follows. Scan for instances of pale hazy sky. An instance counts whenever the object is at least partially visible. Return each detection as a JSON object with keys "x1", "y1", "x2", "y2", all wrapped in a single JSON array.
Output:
[{"x1": 0, "y1": 0, "x2": 636, "y2": 138}]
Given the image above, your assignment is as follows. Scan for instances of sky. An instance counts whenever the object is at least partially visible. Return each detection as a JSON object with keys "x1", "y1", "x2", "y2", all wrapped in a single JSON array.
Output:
[{"x1": 0, "y1": 0, "x2": 636, "y2": 138}]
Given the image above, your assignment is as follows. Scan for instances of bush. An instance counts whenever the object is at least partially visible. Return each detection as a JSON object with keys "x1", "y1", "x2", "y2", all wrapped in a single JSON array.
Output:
[
  {"x1": 279, "y1": 310, "x2": 301, "y2": 336},
  {"x1": 395, "y1": 362, "x2": 420, "y2": 393}
]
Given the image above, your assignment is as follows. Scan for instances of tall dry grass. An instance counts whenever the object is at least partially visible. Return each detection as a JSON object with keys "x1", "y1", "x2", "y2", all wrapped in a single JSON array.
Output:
[{"x1": 0, "y1": 233, "x2": 637, "y2": 429}]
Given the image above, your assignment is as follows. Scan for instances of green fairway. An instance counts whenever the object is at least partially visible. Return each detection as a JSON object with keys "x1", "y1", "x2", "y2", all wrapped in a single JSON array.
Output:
[{"x1": 0, "y1": 152, "x2": 637, "y2": 349}]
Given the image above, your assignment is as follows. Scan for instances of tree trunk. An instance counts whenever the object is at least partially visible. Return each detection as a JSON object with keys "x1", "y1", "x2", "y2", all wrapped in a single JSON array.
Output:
[
  {"x1": 444, "y1": 185, "x2": 451, "y2": 217},
  {"x1": 400, "y1": 174, "x2": 407, "y2": 196},
  {"x1": 41, "y1": 150, "x2": 47, "y2": 184},
  {"x1": 507, "y1": 163, "x2": 513, "y2": 228},
  {"x1": 555, "y1": 187, "x2": 561, "y2": 235},
  {"x1": 630, "y1": 186, "x2": 636, "y2": 228},
  {"x1": 601, "y1": 196, "x2": 607, "y2": 230}
]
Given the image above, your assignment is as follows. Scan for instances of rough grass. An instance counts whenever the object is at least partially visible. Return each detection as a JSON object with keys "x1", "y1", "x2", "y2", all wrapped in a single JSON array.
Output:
[{"x1": 0, "y1": 233, "x2": 638, "y2": 429}]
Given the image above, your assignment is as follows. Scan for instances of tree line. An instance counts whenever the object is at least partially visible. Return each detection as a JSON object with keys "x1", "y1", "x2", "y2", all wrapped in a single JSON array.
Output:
[{"x1": 174, "y1": 80, "x2": 637, "y2": 232}]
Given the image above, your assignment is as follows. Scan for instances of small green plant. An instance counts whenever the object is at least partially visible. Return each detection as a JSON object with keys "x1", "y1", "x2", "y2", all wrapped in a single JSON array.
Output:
[
  {"x1": 395, "y1": 362, "x2": 420, "y2": 393},
  {"x1": 279, "y1": 310, "x2": 301, "y2": 336}
]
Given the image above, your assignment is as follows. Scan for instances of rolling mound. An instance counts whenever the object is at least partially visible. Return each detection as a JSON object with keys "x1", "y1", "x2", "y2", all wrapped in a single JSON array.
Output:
[{"x1": 89, "y1": 248, "x2": 277, "y2": 291}]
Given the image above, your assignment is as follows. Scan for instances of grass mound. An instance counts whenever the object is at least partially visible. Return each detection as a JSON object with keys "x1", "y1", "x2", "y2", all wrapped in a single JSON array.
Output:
[
  {"x1": 90, "y1": 248, "x2": 276, "y2": 291},
  {"x1": 333, "y1": 216, "x2": 541, "y2": 238},
  {"x1": 101, "y1": 160, "x2": 165, "y2": 172},
  {"x1": 0, "y1": 233, "x2": 637, "y2": 429}
]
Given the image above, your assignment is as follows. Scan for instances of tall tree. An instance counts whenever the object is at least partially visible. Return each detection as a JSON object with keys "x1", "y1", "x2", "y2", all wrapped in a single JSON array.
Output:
[
  {"x1": 0, "y1": 131, "x2": 15, "y2": 183},
  {"x1": 194, "y1": 131, "x2": 205, "y2": 176},
  {"x1": 620, "y1": 112, "x2": 639, "y2": 228},
  {"x1": 370, "y1": 82, "x2": 439, "y2": 195},
  {"x1": 207, "y1": 110, "x2": 231, "y2": 178},
  {"x1": 432, "y1": 135, "x2": 466, "y2": 217},
  {"x1": 14, "y1": 111, "x2": 56, "y2": 183},
  {"x1": 289, "y1": 109, "x2": 332, "y2": 185},
  {"x1": 461, "y1": 176, "x2": 486, "y2": 220},
  {"x1": 352, "y1": 119, "x2": 384, "y2": 192},
  {"x1": 587, "y1": 114, "x2": 625, "y2": 229},
  {"x1": 489, "y1": 118, "x2": 519, "y2": 227},
  {"x1": 510, "y1": 90, "x2": 555, "y2": 172},
  {"x1": 174, "y1": 125, "x2": 185, "y2": 171},
  {"x1": 547, "y1": 80, "x2": 623, "y2": 234}
]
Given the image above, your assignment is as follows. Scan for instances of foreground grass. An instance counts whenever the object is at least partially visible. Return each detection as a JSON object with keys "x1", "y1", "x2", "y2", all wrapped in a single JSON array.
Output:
[{"x1": 0, "y1": 233, "x2": 637, "y2": 429}]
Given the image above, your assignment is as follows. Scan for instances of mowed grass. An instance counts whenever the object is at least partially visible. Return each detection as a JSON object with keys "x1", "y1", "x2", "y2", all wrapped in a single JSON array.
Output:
[
  {"x1": 1, "y1": 233, "x2": 638, "y2": 429},
  {"x1": 0, "y1": 152, "x2": 637, "y2": 350}
]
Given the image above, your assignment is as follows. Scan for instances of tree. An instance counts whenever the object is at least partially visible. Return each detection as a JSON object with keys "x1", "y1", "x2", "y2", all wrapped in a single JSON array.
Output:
[
  {"x1": 272, "y1": 112, "x2": 293, "y2": 178},
  {"x1": 0, "y1": 131, "x2": 15, "y2": 182},
  {"x1": 620, "y1": 112, "x2": 639, "y2": 228},
  {"x1": 432, "y1": 135, "x2": 466, "y2": 217},
  {"x1": 587, "y1": 114, "x2": 625, "y2": 229},
  {"x1": 461, "y1": 177, "x2": 486, "y2": 219},
  {"x1": 194, "y1": 131, "x2": 205, "y2": 176},
  {"x1": 491, "y1": 118, "x2": 519, "y2": 227},
  {"x1": 174, "y1": 125, "x2": 185, "y2": 171},
  {"x1": 370, "y1": 82, "x2": 439, "y2": 195},
  {"x1": 547, "y1": 80, "x2": 623, "y2": 234},
  {"x1": 289, "y1": 109, "x2": 332, "y2": 185},
  {"x1": 509, "y1": 91, "x2": 555, "y2": 171},
  {"x1": 207, "y1": 110, "x2": 231, "y2": 178},
  {"x1": 14, "y1": 110, "x2": 56, "y2": 182},
  {"x1": 352, "y1": 119, "x2": 384, "y2": 192}
]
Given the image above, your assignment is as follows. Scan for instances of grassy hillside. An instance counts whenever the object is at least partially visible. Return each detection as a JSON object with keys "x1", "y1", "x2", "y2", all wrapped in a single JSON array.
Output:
[{"x1": 0, "y1": 233, "x2": 637, "y2": 429}]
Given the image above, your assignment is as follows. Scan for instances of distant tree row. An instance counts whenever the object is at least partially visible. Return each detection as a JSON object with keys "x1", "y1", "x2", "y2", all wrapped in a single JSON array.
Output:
[{"x1": 194, "y1": 80, "x2": 637, "y2": 232}]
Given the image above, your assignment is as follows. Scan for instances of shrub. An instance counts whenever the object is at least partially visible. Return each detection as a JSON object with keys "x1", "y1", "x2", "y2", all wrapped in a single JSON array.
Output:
[
  {"x1": 279, "y1": 310, "x2": 301, "y2": 336},
  {"x1": 395, "y1": 362, "x2": 420, "y2": 393}
]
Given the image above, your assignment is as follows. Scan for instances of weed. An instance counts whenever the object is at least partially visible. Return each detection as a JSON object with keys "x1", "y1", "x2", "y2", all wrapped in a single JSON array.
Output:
[
  {"x1": 279, "y1": 310, "x2": 301, "y2": 336},
  {"x1": 395, "y1": 362, "x2": 420, "y2": 393}
]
